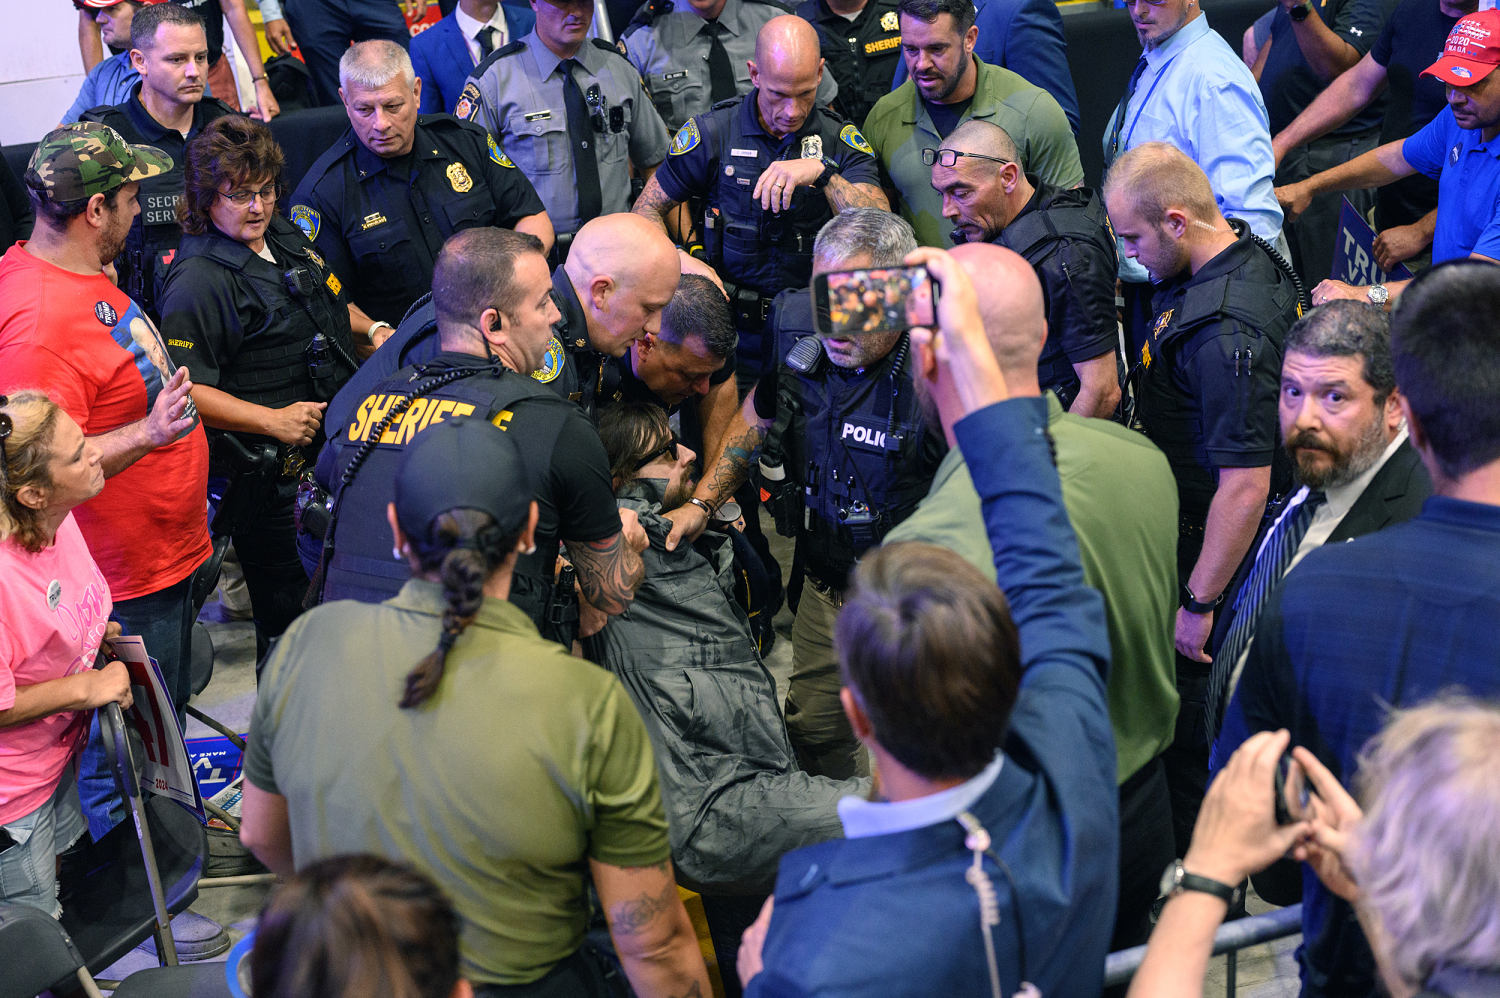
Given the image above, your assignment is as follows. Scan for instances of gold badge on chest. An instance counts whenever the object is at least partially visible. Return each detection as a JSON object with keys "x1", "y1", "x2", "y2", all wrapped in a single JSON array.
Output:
[{"x1": 447, "y1": 162, "x2": 474, "y2": 193}]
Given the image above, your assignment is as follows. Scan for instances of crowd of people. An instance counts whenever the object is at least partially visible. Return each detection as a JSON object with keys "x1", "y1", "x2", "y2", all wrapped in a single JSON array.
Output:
[{"x1": 3, "y1": 0, "x2": 1500, "y2": 994}]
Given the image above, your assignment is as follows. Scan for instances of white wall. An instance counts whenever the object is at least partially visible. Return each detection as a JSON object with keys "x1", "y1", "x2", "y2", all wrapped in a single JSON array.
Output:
[{"x1": 2, "y1": 3, "x2": 88, "y2": 147}]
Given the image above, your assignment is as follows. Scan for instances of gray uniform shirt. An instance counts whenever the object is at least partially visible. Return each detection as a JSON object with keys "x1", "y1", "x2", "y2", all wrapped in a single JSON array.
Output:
[
  {"x1": 620, "y1": 0, "x2": 839, "y2": 132},
  {"x1": 457, "y1": 32, "x2": 671, "y2": 234}
]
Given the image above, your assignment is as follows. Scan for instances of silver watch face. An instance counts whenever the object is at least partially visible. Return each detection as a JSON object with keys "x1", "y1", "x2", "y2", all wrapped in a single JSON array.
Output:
[
  {"x1": 1159, "y1": 859, "x2": 1183, "y2": 897},
  {"x1": 1368, "y1": 284, "x2": 1389, "y2": 305}
]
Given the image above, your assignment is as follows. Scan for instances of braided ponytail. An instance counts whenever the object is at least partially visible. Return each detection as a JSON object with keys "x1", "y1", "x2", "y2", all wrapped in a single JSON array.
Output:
[{"x1": 400, "y1": 509, "x2": 519, "y2": 709}]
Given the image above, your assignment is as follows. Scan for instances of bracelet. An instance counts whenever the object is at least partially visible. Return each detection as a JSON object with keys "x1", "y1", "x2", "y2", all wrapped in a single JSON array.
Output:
[
  {"x1": 252, "y1": 74, "x2": 267, "y2": 82},
  {"x1": 361, "y1": 320, "x2": 393, "y2": 345},
  {"x1": 686, "y1": 497, "x2": 716, "y2": 518}
]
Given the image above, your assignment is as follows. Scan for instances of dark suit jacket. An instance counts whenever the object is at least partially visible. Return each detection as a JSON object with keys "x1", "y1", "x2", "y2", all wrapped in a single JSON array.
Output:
[
  {"x1": 410, "y1": 5, "x2": 537, "y2": 115},
  {"x1": 1209, "y1": 439, "x2": 1431, "y2": 653}
]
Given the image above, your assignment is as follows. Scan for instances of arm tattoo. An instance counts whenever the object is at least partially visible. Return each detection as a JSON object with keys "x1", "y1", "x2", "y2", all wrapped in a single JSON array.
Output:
[
  {"x1": 565, "y1": 532, "x2": 643, "y2": 616},
  {"x1": 826, "y1": 177, "x2": 890, "y2": 213},
  {"x1": 706, "y1": 422, "x2": 768, "y2": 505},
  {"x1": 607, "y1": 877, "x2": 678, "y2": 937},
  {"x1": 631, "y1": 175, "x2": 680, "y2": 233}
]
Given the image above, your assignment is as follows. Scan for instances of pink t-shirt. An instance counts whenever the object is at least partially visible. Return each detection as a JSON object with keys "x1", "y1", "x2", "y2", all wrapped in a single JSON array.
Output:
[{"x1": 0, "y1": 515, "x2": 113, "y2": 824}]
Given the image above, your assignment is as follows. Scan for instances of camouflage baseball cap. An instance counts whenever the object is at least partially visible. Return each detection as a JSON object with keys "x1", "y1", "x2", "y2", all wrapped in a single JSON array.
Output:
[{"x1": 24, "y1": 121, "x2": 172, "y2": 203}]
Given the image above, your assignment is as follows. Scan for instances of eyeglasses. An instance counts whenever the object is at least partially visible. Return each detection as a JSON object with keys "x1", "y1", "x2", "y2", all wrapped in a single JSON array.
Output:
[
  {"x1": 0, "y1": 395, "x2": 11, "y2": 480},
  {"x1": 219, "y1": 184, "x2": 278, "y2": 207},
  {"x1": 634, "y1": 433, "x2": 681, "y2": 472},
  {"x1": 920, "y1": 148, "x2": 1014, "y2": 169}
]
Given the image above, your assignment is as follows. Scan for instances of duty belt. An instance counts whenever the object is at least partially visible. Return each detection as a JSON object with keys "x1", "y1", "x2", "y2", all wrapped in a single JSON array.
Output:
[
  {"x1": 802, "y1": 570, "x2": 846, "y2": 606},
  {"x1": 724, "y1": 280, "x2": 775, "y2": 328}
]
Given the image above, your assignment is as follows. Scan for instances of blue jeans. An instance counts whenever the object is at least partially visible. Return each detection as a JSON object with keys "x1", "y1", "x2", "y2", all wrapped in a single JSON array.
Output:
[
  {"x1": 0, "y1": 772, "x2": 85, "y2": 917},
  {"x1": 78, "y1": 574, "x2": 196, "y2": 840}
]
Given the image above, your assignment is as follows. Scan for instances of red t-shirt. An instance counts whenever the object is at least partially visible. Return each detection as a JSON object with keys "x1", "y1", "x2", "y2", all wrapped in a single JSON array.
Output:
[{"x1": 0, "y1": 243, "x2": 211, "y2": 600}]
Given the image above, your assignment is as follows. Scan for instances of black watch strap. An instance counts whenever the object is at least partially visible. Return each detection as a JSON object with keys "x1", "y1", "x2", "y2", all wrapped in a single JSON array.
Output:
[
  {"x1": 812, "y1": 155, "x2": 840, "y2": 190},
  {"x1": 1180, "y1": 584, "x2": 1224, "y2": 615},
  {"x1": 1162, "y1": 860, "x2": 1242, "y2": 906},
  {"x1": 1289, "y1": 2, "x2": 1312, "y2": 20}
]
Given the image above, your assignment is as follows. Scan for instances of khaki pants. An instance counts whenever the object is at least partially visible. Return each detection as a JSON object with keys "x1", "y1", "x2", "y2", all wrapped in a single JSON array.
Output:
[{"x1": 785, "y1": 580, "x2": 868, "y2": 780}]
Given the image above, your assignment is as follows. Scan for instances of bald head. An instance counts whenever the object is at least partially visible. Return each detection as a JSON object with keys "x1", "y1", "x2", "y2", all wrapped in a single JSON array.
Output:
[
  {"x1": 941, "y1": 120, "x2": 1020, "y2": 164},
  {"x1": 1102, "y1": 141, "x2": 1219, "y2": 228},
  {"x1": 565, "y1": 213, "x2": 681, "y2": 355},
  {"x1": 949, "y1": 242, "x2": 1046, "y2": 391},
  {"x1": 755, "y1": 14, "x2": 822, "y2": 68},
  {"x1": 750, "y1": 15, "x2": 825, "y2": 138}
]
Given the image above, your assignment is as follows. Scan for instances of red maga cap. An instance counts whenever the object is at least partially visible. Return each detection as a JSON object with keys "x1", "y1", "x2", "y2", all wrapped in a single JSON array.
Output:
[{"x1": 1423, "y1": 10, "x2": 1500, "y2": 87}]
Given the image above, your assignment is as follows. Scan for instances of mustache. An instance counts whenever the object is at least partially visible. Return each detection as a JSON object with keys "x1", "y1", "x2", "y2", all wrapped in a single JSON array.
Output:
[{"x1": 1286, "y1": 430, "x2": 1333, "y2": 452}]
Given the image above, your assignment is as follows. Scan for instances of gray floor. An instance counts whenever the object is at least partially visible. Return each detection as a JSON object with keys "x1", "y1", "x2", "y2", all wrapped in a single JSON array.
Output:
[{"x1": 98, "y1": 519, "x2": 1305, "y2": 995}]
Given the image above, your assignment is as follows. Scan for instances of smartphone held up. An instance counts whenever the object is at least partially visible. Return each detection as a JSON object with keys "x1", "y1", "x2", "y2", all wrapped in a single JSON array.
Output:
[{"x1": 813, "y1": 265, "x2": 939, "y2": 339}]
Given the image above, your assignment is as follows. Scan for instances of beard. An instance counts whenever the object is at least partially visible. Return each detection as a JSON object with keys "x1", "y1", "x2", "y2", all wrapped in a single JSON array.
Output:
[
  {"x1": 661, "y1": 473, "x2": 698, "y2": 512},
  {"x1": 1285, "y1": 415, "x2": 1390, "y2": 491}
]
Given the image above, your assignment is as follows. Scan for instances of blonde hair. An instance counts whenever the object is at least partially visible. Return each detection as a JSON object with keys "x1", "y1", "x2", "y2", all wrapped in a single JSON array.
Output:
[
  {"x1": 0, "y1": 391, "x2": 63, "y2": 553},
  {"x1": 1102, "y1": 141, "x2": 1219, "y2": 227}
]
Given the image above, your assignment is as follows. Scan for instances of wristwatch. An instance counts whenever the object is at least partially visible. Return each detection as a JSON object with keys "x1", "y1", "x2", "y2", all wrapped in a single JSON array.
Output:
[
  {"x1": 811, "y1": 155, "x2": 841, "y2": 190},
  {"x1": 1367, "y1": 283, "x2": 1390, "y2": 307},
  {"x1": 1160, "y1": 860, "x2": 1243, "y2": 906},
  {"x1": 686, "y1": 497, "x2": 716, "y2": 518},
  {"x1": 1180, "y1": 583, "x2": 1224, "y2": 615},
  {"x1": 1289, "y1": 1, "x2": 1312, "y2": 20}
]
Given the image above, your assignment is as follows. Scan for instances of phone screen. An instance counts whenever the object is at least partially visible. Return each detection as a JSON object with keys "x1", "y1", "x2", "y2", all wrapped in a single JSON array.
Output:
[{"x1": 813, "y1": 265, "x2": 938, "y2": 338}]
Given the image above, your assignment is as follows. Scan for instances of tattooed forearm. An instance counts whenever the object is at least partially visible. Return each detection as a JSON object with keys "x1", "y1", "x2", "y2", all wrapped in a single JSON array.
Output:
[
  {"x1": 704, "y1": 422, "x2": 768, "y2": 505},
  {"x1": 631, "y1": 174, "x2": 680, "y2": 234},
  {"x1": 607, "y1": 878, "x2": 679, "y2": 937},
  {"x1": 564, "y1": 532, "x2": 643, "y2": 616},
  {"x1": 827, "y1": 177, "x2": 890, "y2": 213}
]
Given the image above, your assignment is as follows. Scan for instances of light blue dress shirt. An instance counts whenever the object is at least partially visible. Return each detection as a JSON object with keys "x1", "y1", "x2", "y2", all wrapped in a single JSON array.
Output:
[
  {"x1": 1101, "y1": 14, "x2": 1283, "y2": 283},
  {"x1": 838, "y1": 754, "x2": 1004, "y2": 838}
]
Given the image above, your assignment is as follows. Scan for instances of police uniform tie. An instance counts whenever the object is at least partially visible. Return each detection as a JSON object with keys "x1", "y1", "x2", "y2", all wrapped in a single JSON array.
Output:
[
  {"x1": 1105, "y1": 56, "x2": 1148, "y2": 166},
  {"x1": 561, "y1": 58, "x2": 604, "y2": 224},
  {"x1": 476, "y1": 25, "x2": 499, "y2": 57},
  {"x1": 705, "y1": 20, "x2": 737, "y2": 104},
  {"x1": 1204, "y1": 489, "x2": 1327, "y2": 744}
]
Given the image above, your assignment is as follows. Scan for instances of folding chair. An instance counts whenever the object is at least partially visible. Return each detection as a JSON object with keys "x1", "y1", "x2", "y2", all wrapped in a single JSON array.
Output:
[
  {"x1": 58, "y1": 703, "x2": 207, "y2": 978},
  {"x1": 0, "y1": 902, "x2": 105, "y2": 998}
]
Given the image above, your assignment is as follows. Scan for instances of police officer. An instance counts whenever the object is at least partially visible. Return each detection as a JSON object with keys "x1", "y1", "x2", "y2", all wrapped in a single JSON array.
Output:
[
  {"x1": 795, "y1": 0, "x2": 902, "y2": 127},
  {"x1": 289, "y1": 41, "x2": 553, "y2": 339},
  {"x1": 159, "y1": 116, "x2": 360, "y2": 659},
  {"x1": 633, "y1": 14, "x2": 888, "y2": 386},
  {"x1": 1102, "y1": 143, "x2": 1302, "y2": 854},
  {"x1": 455, "y1": 0, "x2": 671, "y2": 246},
  {"x1": 83, "y1": 2, "x2": 234, "y2": 318},
  {"x1": 664, "y1": 209, "x2": 947, "y2": 781},
  {"x1": 312, "y1": 228, "x2": 646, "y2": 645},
  {"x1": 619, "y1": 0, "x2": 839, "y2": 133},
  {"x1": 928, "y1": 120, "x2": 1122, "y2": 418}
]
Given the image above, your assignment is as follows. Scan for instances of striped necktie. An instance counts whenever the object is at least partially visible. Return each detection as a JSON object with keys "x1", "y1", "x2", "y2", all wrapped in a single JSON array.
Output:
[{"x1": 1205, "y1": 489, "x2": 1326, "y2": 743}]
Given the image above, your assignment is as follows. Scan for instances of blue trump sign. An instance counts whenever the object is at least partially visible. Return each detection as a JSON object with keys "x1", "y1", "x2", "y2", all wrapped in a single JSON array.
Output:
[{"x1": 1332, "y1": 197, "x2": 1414, "y2": 286}]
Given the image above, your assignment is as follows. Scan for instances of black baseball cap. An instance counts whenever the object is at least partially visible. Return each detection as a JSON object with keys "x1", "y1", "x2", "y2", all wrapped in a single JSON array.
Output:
[{"x1": 394, "y1": 417, "x2": 531, "y2": 540}]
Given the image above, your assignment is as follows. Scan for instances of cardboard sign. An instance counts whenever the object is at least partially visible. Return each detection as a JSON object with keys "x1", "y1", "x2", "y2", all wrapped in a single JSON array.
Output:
[
  {"x1": 111, "y1": 636, "x2": 205, "y2": 819},
  {"x1": 186, "y1": 733, "x2": 247, "y2": 802},
  {"x1": 1331, "y1": 197, "x2": 1414, "y2": 287}
]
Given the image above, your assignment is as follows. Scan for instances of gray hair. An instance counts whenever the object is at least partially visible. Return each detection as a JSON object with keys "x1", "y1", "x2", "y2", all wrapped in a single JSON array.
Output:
[
  {"x1": 1351, "y1": 696, "x2": 1500, "y2": 988},
  {"x1": 1285, "y1": 300, "x2": 1395, "y2": 403},
  {"x1": 813, "y1": 208, "x2": 918, "y2": 271},
  {"x1": 339, "y1": 40, "x2": 417, "y2": 93}
]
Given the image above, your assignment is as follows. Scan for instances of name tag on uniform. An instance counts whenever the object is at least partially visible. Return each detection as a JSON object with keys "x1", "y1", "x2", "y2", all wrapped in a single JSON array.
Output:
[
  {"x1": 524, "y1": 110, "x2": 553, "y2": 121},
  {"x1": 840, "y1": 417, "x2": 898, "y2": 453},
  {"x1": 662, "y1": 70, "x2": 689, "y2": 81},
  {"x1": 731, "y1": 147, "x2": 759, "y2": 158},
  {"x1": 361, "y1": 211, "x2": 388, "y2": 231}
]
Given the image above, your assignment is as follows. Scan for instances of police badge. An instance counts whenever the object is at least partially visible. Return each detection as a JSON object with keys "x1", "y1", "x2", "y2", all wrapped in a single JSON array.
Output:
[
  {"x1": 880, "y1": 9, "x2": 899, "y2": 30},
  {"x1": 801, "y1": 135, "x2": 823, "y2": 159},
  {"x1": 447, "y1": 163, "x2": 474, "y2": 193}
]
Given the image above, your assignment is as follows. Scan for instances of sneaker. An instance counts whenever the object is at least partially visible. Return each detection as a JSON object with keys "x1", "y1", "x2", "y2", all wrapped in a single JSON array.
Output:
[{"x1": 136, "y1": 909, "x2": 231, "y2": 961}]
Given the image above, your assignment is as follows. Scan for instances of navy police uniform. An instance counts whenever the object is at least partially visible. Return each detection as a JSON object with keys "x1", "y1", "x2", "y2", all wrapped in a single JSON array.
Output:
[
  {"x1": 795, "y1": 0, "x2": 903, "y2": 128},
  {"x1": 288, "y1": 114, "x2": 546, "y2": 325},
  {"x1": 754, "y1": 290, "x2": 946, "y2": 778},
  {"x1": 1131, "y1": 218, "x2": 1299, "y2": 858},
  {"x1": 82, "y1": 87, "x2": 237, "y2": 318},
  {"x1": 653, "y1": 92, "x2": 880, "y2": 380},
  {"x1": 315, "y1": 349, "x2": 621, "y2": 644},
  {"x1": 992, "y1": 179, "x2": 1120, "y2": 410},
  {"x1": 158, "y1": 214, "x2": 358, "y2": 657},
  {"x1": 620, "y1": 0, "x2": 839, "y2": 133},
  {"x1": 456, "y1": 33, "x2": 670, "y2": 237}
]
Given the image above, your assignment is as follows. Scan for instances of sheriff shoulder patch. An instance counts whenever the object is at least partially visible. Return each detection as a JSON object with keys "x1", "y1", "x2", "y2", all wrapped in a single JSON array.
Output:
[
  {"x1": 840, "y1": 123, "x2": 873, "y2": 155},
  {"x1": 290, "y1": 204, "x2": 320, "y2": 241},
  {"x1": 487, "y1": 134, "x2": 515, "y2": 168},
  {"x1": 455, "y1": 82, "x2": 481, "y2": 121},
  {"x1": 670, "y1": 119, "x2": 701, "y2": 156}
]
